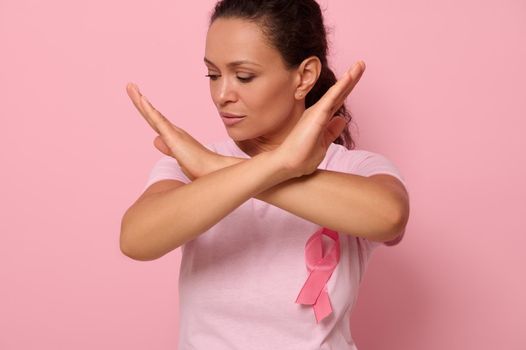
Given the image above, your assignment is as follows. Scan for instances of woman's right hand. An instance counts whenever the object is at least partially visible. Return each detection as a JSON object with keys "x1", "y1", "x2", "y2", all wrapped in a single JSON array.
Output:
[{"x1": 126, "y1": 82, "x2": 224, "y2": 181}]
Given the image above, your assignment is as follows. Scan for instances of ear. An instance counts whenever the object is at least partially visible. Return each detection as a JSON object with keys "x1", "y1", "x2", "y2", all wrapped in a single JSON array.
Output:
[{"x1": 294, "y1": 56, "x2": 322, "y2": 100}]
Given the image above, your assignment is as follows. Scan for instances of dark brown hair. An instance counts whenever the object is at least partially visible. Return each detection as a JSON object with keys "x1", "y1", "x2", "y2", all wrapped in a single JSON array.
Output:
[{"x1": 209, "y1": 0, "x2": 356, "y2": 150}]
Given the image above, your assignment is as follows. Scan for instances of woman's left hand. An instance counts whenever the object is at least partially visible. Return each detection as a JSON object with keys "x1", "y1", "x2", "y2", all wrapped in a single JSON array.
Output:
[{"x1": 274, "y1": 60, "x2": 366, "y2": 178}]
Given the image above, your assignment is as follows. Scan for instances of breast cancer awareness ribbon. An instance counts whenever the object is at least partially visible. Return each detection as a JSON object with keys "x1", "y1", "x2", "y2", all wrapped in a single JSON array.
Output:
[{"x1": 295, "y1": 227, "x2": 340, "y2": 323}]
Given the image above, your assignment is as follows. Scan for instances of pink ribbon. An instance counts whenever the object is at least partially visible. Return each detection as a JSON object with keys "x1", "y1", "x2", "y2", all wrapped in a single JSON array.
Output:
[{"x1": 295, "y1": 227, "x2": 340, "y2": 323}]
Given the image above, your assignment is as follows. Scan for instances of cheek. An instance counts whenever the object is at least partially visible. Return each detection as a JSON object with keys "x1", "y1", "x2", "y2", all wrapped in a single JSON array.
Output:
[
  {"x1": 209, "y1": 84, "x2": 220, "y2": 105},
  {"x1": 248, "y1": 78, "x2": 294, "y2": 114}
]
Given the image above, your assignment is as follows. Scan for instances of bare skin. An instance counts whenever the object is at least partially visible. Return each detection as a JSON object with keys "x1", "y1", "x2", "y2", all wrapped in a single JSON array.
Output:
[{"x1": 120, "y1": 18, "x2": 409, "y2": 261}]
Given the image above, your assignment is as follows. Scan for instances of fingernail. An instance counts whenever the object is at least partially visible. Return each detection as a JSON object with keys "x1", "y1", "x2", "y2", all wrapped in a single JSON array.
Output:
[{"x1": 348, "y1": 61, "x2": 364, "y2": 76}]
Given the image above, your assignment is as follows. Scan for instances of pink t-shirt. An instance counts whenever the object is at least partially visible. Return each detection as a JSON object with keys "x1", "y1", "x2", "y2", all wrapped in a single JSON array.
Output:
[{"x1": 143, "y1": 138, "x2": 408, "y2": 350}]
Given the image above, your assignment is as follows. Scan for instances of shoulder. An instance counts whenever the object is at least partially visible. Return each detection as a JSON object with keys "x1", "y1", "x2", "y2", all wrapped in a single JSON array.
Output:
[
  {"x1": 327, "y1": 143, "x2": 393, "y2": 171},
  {"x1": 327, "y1": 144, "x2": 408, "y2": 190}
]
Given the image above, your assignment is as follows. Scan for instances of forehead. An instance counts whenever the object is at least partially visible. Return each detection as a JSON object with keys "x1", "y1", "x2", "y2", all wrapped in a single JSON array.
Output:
[{"x1": 205, "y1": 17, "x2": 283, "y2": 68}]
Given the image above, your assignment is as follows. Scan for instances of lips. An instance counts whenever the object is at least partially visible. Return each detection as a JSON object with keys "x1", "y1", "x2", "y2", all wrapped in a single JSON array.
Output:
[
  {"x1": 220, "y1": 112, "x2": 246, "y2": 118},
  {"x1": 220, "y1": 114, "x2": 245, "y2": 126}
]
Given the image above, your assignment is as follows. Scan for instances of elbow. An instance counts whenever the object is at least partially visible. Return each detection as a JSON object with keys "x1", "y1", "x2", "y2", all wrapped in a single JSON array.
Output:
[
  {"x1": 386, "y1": 219, "x2": 407, "y2": 244},
  {"x1": 384, "y1": 197, "x2": 410, "y2": 243},
  {"x1": 120, "y1": 235, "x2": 144, "y2": 261},
  {"x1": 120, "y1": 220, "x2": 142, "y2": 260},
  {"x1": 120, "y1": 211, "x2": 139, "y2": 259},
  {"x1": 119, "y1": 213, "x2": 158, "y2": 261},
  {"x1": 396, "y1": 194, "x2": 410, "y2": 232},
  {"x1": 120, "y1": 234, "x2": 159, "y2": 261}
]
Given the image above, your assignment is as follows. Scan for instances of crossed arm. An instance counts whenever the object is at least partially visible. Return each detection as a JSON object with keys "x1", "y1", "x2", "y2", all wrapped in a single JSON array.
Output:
[
  {"x1": 122, "y1": 149, "x2": 409, "y2": 260},
  {"x1": 122, "y1": 61, "x2": 410, "y2": 261},
  {"x1": 207, "y1": 155, "x2": 409, "y2": 243}
]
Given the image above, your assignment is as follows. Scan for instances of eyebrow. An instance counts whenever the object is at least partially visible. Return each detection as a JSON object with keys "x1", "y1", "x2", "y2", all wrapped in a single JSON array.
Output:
[{"x1": 203, "y1": 57, "x2": 262, "y2": 68}]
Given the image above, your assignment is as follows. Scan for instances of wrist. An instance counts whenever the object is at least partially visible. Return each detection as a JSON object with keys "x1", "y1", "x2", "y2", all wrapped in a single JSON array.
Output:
[
  {"x1": 199, "y1": 151, "x2": 297, "y2": 182},
  {"x1": 224, "y1": 151, "x2": 297, "y2": 180},
  {"x1": 199, "y1": 155, "x2": 244, "y2": 178}
]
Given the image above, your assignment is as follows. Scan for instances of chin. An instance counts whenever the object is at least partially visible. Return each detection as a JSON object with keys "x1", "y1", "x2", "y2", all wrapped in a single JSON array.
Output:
[{"x1": 226, "y1": 129, "x2": 253, "y2": 142}]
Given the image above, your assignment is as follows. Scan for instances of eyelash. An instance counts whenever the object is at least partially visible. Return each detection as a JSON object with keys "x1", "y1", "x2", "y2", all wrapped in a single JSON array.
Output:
[{"x1": 205, "y1": 74, "x2": 254, "y2": 83}]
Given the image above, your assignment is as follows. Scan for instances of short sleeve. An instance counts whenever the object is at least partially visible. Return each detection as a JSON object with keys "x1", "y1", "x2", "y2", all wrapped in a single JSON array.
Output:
[
  {"x1": 142, "y1": 154, "x2": 191, "y2": 192},
  {"x1": 352, "y1": 150, "x2": 408, "y2": 190}
]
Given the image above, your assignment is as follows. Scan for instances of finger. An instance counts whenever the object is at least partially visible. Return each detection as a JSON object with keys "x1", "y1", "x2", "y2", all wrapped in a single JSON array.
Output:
[
  {"x1": 127, "y1": 82, "x2": 185, "y2": 134},
  {"x1": 339, "y1": 61, "x2": 365, "y2": 105},
  {"x1": 126, "y1": 82, "x2": 148, "y2": 118},
  {"x1": 139, "y1": 95, "x2": 179, "y2": 150},
  {"x1": 317, "y1": 61, "x2": 365, "y2": 116},
  {"x1": 126, "y1": 82, "x2": 173, "y2": 136},
  {"x1": 126, "y1": 83, "x2": 161, "y2": 133},
  {"x1": 329, "y1": 61, "x2": 365, "y2": 113}
]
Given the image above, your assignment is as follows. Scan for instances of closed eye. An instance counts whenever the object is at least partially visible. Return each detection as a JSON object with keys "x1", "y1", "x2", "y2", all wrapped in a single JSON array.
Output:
[
  {"x1": 205, "y1": 74, "x2": 254, "y2": 83},
  {"x1": 205, "y1": 74, "x2": 219, "y2": 81}
]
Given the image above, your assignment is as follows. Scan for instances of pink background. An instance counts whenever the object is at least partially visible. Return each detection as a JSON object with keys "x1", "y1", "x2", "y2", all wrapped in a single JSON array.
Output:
[{"x1": 1, "y1": 0, "x2": 525, "y2": 348}]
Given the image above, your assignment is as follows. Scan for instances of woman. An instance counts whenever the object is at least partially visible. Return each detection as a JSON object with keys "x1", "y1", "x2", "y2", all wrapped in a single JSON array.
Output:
[{"x1": 121, "y1": 0, "x2": 410, "y2": 348}]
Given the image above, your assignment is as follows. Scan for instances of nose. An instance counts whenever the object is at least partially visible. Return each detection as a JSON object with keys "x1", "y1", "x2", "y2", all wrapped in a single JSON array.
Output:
[{"x1": 215, "y1": 76, "x2": 238, "y2": 106}]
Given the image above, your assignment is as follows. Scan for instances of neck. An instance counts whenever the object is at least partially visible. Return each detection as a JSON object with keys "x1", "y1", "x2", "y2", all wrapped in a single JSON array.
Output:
[{"x1": 236, "y1": 102, "x2": 305, "y2": 157}]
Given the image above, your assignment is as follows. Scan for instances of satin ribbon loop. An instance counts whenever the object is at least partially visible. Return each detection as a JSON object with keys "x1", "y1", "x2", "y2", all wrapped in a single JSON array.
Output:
[{"x1": 295, "y1": 227, "x2": 340, "y2": 323}]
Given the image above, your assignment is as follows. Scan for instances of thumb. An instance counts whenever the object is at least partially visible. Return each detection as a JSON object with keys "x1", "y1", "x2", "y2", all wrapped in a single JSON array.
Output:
[
  {"x1": 323, "y1": 116, "x2": 348, "y2": 145},
  {"x1": 153, "y1": 135, "x2": 172, "y2": 156}
]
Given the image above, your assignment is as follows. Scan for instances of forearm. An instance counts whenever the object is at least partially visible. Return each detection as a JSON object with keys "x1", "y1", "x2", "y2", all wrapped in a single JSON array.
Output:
[
  {"x1": 121, "y1": 151, "x2": 293, "y2": 261},
  {"x1": 214, "y1": 156, "x2": 403, "y2": 242}
]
